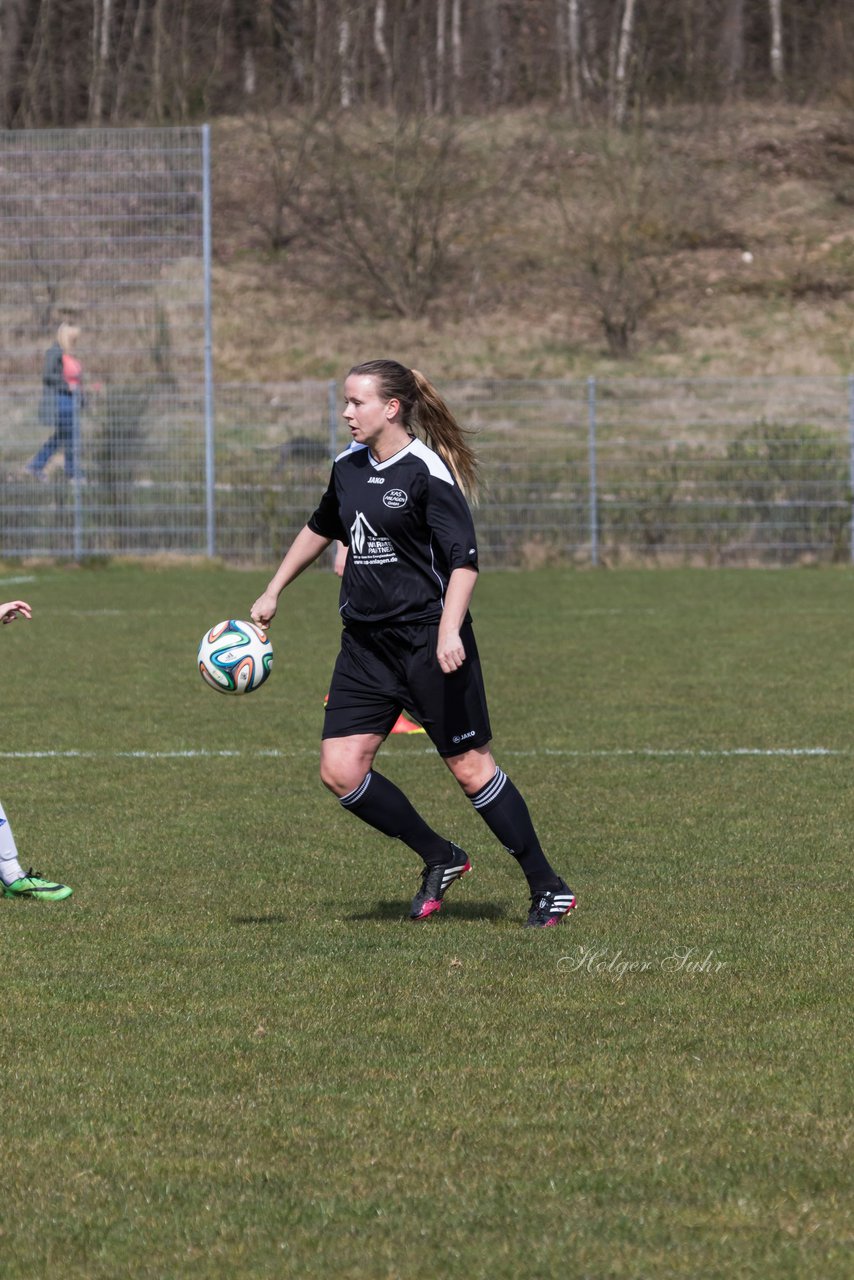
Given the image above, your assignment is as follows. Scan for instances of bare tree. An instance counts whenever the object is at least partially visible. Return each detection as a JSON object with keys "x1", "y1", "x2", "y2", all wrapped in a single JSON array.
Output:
[
  {"x1": 234, "y1": 0, "x2": 259, "y2": 98},
  {"x1": 567, "y1": 0, "x2": 582, "y2": 114},
  {"x1": 280, "y1": 114, "x2": 524, "y2": 319},
  {"x1": 612, "y1": 0, "x2": 638, "y2": 127},
  {"x1": 484, "y1": 0, "x2": 504, "y2": 106},
  {"x1": 270, "y1": 0, "x2": 306, "y2": 101},
  {"x1": 90, "y1": 0, "x2": 113, "y2": 125},
  {"x1": 435, "y1": 0, "x2": 447, "y2": 113},
  {"x1": 111, "y1": 0, "x2": 149, "y2": 122},
  {"x1": 450, "y1": 0, "x2": 463, "y2": 113},
  {"x1": 338, "y1": 10, "x2": 352, "y2": 108},
  {"x1": 554, "y1": 132, "x2": 721, "y2": 356},
  {"x1": 557, "y1": 0, "x2": 568, "y2": 104},
  {"x1": 244, "y1": 109, "x2": 326, "y2": 252},
  {"x1": 311, "y1": 0, "x2": 326, "y2": 109},
  {"x1": 720, "y1": 0, "x2": 745, "y2": 98},
  {"x1": 0, "y1": 0, "x2": 849, "y2": 126},
  {"x1": 373, "y1": 0, "x2": 392, "y2": 106},
  {"x1": 198, "y1": 0, "x2": 231, "y2": 116},
  {"x1": 0, "y1": 0, "x2": 33, "y2": 126},
  {"x1": 151, "y1": 0, "x2": 166, "y2": 122},
  {"x1": 176, "y1": 0, "x2": 191, "y2": 118},
  {"x1": 769, "y1": 0, "x2": 784, "y2": 86}
]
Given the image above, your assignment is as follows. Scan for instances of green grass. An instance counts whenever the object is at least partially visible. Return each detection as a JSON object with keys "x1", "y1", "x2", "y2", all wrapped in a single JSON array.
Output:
[{"x1": 1, "y1": 563, "x2": 851, "y2": 1278}]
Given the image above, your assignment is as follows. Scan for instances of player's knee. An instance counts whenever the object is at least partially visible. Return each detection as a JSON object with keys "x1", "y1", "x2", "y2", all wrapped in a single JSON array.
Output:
[
  {"x1": 446, "y1": 746, "x2": 497, "y2": 794},
  {"x1": 320, "y1": 752, "x2": 365, "y2": 798},
  {"x1": 319, "y1": 759, "x2": 346, "y2": 795}
]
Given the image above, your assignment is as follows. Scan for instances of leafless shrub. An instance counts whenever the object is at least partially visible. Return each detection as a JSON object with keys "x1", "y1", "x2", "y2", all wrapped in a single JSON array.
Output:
[
  {"x1": 553, "y1": 131, "x2": 723, "y2": 356},
  {"x1": 275, "y1": 112, "x2": 523, "y2": 320}
]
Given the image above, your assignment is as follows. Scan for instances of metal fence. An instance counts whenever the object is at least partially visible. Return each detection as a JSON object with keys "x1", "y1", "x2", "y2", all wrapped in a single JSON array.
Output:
[
  {"x1": 2, "y1": 132, "x2": 854, "y2": 568},
  {"x1": 211, "y1": 375, "x2": 854, "y2": 567},
  {"x1": 3, "y1": 373, "x2": 854, "y2": 567},
  {"x1": 0, "y1": 126, "x2": 212, "y2": 558}
]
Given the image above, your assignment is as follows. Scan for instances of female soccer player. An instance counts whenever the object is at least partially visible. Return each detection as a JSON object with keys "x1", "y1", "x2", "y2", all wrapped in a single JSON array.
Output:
[
  {"x1": 0, "y1": 600, "x2": 73, "y2": 900},
  {"x1": 251, "y1": 360, "x2": 575, "y2": 927}
]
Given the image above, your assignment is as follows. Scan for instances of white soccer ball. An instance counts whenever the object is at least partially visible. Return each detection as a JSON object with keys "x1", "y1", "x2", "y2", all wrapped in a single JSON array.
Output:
[{"x1": 197, "y1": 619, "x2": 273, "y2": 694}]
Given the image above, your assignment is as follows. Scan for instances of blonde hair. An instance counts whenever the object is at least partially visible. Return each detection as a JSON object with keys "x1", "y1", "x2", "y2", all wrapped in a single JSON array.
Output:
[
  {"x1": 347, "y1": 359, "x2": 479, "y2": 501},
  {"x1": 57, "y1": 323, "x2": 80, "y2": 352}
]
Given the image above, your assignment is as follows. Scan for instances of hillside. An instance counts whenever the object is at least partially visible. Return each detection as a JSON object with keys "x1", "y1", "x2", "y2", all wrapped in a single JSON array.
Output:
[{"x1": 210, "y1": 103, "x2": 854, "y2": 384}]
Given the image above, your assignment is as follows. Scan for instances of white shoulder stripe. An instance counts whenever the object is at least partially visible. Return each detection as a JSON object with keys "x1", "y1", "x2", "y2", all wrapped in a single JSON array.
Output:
[
  {"x1": 335, "y1": 441, "x2": 368, "y2": 463},
  {"x1": 408, "y1": 437, "x2": 456, "y2": 485}
]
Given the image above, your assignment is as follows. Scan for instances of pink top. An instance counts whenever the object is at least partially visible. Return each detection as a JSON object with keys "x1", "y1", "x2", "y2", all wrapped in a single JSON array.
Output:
[{"x1": 62, "y1": 353, "x2": 82, "y2": 390}]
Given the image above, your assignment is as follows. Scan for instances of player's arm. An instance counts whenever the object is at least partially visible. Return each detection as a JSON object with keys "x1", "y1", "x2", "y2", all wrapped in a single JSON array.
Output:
[
  {"x1": 0, "y1": 599, "x2": 32, "y2": 625},
  {"x1": 250, "y1": 526, "x2": 332, "y2": 628},
  {"x1": 425, "y1": 471, "x2": 480, "y2": 675},
  {"x1": 436, "y1": 567, "x2": 478, "y2": 674}
]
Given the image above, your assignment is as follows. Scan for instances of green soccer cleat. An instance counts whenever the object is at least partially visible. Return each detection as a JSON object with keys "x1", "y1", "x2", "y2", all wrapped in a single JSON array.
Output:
[{"x1": 2, "y1": 868, "x2": 73, "y2": 901}]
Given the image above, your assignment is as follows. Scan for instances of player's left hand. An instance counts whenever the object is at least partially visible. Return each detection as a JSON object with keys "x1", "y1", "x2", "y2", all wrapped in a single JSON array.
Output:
[{"x1": 436, "y1": 627, "x2": 466, "y2": 674}]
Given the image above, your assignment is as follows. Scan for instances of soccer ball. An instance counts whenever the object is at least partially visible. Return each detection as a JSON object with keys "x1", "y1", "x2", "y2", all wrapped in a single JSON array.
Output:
[{"x1": 197, "y1": 619, "x2": 273, "y2": 694}]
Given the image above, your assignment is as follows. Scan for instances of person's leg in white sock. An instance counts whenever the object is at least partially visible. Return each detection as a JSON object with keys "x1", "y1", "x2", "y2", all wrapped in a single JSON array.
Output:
[
  {"x1": 0, "y1": 798, "x2": 73, "y2": 900},
  {"x1": 0, "y1": 798, "x2": 25, "y2": 886}
]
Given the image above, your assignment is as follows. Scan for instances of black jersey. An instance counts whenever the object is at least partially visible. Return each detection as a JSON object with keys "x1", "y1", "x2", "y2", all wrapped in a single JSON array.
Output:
[{"x1": 307, "y1": 437, "x2": 479, "y2": 625}]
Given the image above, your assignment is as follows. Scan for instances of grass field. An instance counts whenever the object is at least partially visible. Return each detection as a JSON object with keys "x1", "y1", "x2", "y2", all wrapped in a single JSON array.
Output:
[{"x1": 1, "y1": 562, "x2": 851, "y2": 1279}]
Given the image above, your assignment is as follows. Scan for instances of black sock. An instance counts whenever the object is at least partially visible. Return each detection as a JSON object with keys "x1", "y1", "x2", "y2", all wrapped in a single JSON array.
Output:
[
  {"x1": 469, "y1": 767, "x2": 561, "y2": 892},
  {"x1": 339, "y1": 770, "x2": 452, "y2": 866}
]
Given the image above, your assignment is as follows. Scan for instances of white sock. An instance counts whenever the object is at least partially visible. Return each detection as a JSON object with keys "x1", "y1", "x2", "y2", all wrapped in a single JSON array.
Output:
[{"x1": 0, "y1": 800, "x2": 25, "y2": 885}]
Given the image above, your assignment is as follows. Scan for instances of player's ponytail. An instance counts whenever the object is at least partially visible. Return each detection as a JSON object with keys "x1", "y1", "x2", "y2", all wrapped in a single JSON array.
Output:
[
  {"x1": 410, "y1": 369, "x2": 479, "y2": 503},
  {"x1": 348, "y1": 359, "x2": 479, "y2": 502}
]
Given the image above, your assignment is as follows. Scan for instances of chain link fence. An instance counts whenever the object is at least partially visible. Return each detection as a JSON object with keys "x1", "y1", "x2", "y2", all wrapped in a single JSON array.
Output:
[
  {"x1": 2, "y1": 131, "x2": 854, "y2": 568},
  {"x1": 5, "y1": 364, "x2": 854, "y2": 567},
  {"x1": 0, "y1": 126, "x2": 212, "y2": 559},
  {"x1": 212, "y1": 376, "x2": 854, "y2": 568}
]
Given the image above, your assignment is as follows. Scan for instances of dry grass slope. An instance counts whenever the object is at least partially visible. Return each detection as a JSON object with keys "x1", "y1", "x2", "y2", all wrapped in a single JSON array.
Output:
[{"x1": 211, "y1": 103, "x2": 854, "y2": 383}]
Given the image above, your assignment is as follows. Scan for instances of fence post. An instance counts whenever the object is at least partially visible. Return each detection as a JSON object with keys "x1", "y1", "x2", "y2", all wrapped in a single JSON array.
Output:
[
  {"x1": 202, "y1": 122, "x2": 216, "y2": 559},
  {"x1": 849, "y1": 375, "x2": 854, "y2": 565},
  {"x1": 587, "y1": 375, "x2": 599, "y2": 566}
]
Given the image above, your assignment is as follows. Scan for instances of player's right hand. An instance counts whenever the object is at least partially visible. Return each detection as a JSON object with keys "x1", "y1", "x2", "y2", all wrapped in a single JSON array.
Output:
[
  {"x1": 250, "y1": 593, "x2": 278, "y2": 629},
  {"x1": 0, "y1": 599, "x2": 32, "y2": 624}
]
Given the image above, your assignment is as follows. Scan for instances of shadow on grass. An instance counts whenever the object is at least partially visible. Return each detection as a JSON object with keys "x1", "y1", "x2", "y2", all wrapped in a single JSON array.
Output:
[
  {"x1": 347, "y1": 899, "x2": 508, "y2": 923},
  {"x1": 231, "y1": 901, "x2": 509, "y2": 926}
]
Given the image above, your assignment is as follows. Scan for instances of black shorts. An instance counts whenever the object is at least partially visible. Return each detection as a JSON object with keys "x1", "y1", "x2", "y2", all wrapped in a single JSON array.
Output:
[{"x1": 323, "y1": 619, "x2": 493, "y2": 757}]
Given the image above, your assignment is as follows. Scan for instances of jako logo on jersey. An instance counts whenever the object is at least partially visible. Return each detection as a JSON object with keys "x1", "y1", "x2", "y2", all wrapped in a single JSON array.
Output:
[
  {"x1": 382, "y1": 489, "x2": 408, "y2": 509},
  {"x1": 367, "y1": 476, "x2": 385, "y2": 484},
  {"x1": 350, "y1": 511, "x2": 379, "y2": 554}
]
